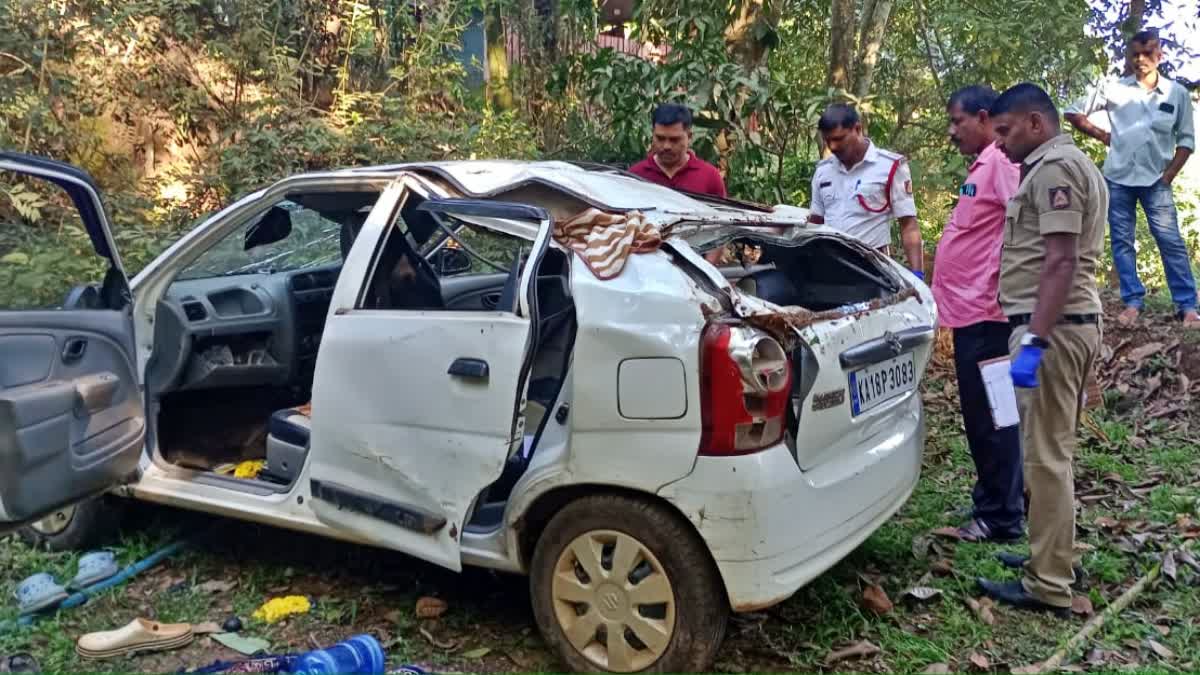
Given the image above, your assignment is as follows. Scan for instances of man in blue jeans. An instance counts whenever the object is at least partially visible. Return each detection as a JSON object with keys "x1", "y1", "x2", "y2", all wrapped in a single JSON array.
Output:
[{"x1": 1065, "y1": 30, "x2": 1198, "y2": 330}]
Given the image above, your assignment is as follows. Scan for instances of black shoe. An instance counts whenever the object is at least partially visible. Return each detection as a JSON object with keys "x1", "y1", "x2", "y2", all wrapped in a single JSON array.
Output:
[
  {"x1": 976, "y1": 578, "x2": 1071, "y2": 618},
  {"x1": 995, "y1": 552, "x2": 1087, "y2": 587},
  {"x1": 957, "y1": 518, "x2": 1023, "y2": 543}
]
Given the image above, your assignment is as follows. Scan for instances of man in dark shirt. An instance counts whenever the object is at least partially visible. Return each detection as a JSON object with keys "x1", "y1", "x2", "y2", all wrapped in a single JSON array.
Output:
[{"x1": 629, "y1": 103, "x2": 728, "y2": 198}]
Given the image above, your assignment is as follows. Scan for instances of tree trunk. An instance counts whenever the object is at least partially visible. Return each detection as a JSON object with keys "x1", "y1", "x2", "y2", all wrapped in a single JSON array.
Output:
[
  {"x1": 827, "y1": 0, "x2": 856, "y2": 91},
  {"x1": 1121, "y1": 0, "x2": 1147, "y2": 76},
  {"x1": 485, "y1": 2, "x2": 514, "y2": 110},
  {"x1": 854, "y1": 0, "x2": 894, "y2": 98},
  {"x1": 725, "y1": 0, "x2": 780, "y2": 72}
]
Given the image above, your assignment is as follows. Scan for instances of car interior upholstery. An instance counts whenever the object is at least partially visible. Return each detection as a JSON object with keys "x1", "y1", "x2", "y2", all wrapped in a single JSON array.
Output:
[{"x1": 147, "y1": 190, "x2": 576, "y2": 510}]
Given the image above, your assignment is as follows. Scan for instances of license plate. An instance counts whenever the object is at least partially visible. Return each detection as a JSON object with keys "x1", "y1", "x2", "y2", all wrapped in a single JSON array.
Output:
[{"x1": 849, "y1": 352, "x2": 917, "y2": 416}]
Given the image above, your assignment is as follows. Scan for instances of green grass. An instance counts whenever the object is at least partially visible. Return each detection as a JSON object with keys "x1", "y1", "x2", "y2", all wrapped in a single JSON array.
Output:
[{"x1": 2, "y1": 370, "x2": 1198, "y2": 672}]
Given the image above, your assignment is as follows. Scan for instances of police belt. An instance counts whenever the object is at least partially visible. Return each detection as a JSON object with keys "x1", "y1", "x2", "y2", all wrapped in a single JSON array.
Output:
[{"x1": 1007, "y1": 313, "x2": 1100, "y2": 327}]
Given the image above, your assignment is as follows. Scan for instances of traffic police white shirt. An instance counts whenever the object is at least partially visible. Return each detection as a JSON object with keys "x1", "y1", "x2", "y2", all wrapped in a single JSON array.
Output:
[{"x1": 809, "y1": 141, "x2": 917, "y2": 249}]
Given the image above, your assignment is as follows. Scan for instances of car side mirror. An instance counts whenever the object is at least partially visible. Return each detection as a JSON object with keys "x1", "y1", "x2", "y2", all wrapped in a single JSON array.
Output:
[
  {"x1": 244, "y1": 206, "x2": 293, "y2": 251},
  {"x1": 430, "y1": 247, "x2": 471, "y2": 275}
]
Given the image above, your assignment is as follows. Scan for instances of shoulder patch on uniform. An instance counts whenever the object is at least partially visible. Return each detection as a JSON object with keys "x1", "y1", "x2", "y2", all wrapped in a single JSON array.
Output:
[
  {"x1": 904, "y1": 179, "x2": 913, "y2": 195},
  {"x1": 1049, "y1": 186, "x2": 1071, "y2": 209}
]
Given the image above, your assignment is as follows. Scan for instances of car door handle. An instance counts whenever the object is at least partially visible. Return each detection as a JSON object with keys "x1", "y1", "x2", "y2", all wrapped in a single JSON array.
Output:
[
  {"x1": 62, "y1": 337, "x2": 88, "y2": 364},
  {"x1": 448, "y1": 358, "x2": 489, "y2": 380},
  {"x1": 480, "y1": 292, "x2": 501, "y2": 310}
]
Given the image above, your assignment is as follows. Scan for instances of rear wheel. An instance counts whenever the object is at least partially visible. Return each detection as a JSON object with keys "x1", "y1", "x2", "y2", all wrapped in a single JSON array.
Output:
[
  {"x1": 529, "y1": 494, "x2": 728, "y2": 672},
  {"x1": 17, "y1": 496, "x2": 123, "y2": 552}
]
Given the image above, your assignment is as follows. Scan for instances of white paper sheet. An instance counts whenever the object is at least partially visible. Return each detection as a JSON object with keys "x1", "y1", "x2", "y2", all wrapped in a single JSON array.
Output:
[{"x1": 979, "y1": 357, "x2": 1020, "y2": 429}]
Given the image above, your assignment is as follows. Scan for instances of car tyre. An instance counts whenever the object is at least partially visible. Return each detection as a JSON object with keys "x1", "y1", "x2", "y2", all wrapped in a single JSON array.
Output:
[
  {"x1": 529, "y1": 494, "x2": 728, "y2": 673},
  {"x1": 17, "y1": 496, "x2": 124, "y2": 552}
]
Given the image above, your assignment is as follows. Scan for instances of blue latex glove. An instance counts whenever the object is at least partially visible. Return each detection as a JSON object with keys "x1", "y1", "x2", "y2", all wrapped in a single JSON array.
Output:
[
  {"x1": 911, "y1": 269, "x2": 925, "y2": 281},
  {"x1": 1010, "y1": 344, "x2": 1045, "y2": 388}
]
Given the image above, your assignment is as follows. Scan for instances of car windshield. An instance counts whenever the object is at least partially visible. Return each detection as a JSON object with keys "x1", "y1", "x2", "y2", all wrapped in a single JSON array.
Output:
[{"x1": 177, "y1": 200, "x2": 350, "y2": 280}]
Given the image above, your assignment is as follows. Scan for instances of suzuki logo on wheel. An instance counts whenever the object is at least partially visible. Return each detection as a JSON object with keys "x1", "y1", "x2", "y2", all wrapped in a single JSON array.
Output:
[{"x1": 601, "y1": 592, "x2": 621, "y2": 612}]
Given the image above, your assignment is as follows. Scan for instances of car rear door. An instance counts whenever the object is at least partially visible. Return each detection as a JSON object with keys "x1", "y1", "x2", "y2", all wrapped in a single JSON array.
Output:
[
  {"x1": 306, "y1": 185, "x2": 552, "y2": 571},
  {"x1": 0, "y1": 153, "x2": 145, "y2": 531}
]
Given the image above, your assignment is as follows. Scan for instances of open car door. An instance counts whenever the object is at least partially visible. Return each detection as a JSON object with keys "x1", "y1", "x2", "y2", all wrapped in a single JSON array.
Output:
[
  {"x1": 306, "y1": 190, "x2": 551, "y2": 571},
  {"x1": 0, "y1": 153, "x2": 145, "y2": 532}
]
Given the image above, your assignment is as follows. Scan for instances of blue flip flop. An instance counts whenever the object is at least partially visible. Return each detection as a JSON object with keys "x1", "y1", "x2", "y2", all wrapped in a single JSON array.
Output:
[
  {"x1": 69, "y1": 551, "x2": 119, "y2": 590},
  {"x1": 13, "y1": 573, "x2": 68, "y2": 615}
]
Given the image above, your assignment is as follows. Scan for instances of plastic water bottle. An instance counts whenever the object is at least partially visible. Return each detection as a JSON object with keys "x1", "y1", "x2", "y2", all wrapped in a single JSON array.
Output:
[{"x1": 290, "y1": 634, "x2": 386, "y2": 674}]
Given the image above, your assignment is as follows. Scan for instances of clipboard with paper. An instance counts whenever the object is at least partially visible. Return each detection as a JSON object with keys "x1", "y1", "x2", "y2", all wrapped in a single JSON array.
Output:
[{"x1": 978, "y1": 356, "x2": 1020, "y2": 429}]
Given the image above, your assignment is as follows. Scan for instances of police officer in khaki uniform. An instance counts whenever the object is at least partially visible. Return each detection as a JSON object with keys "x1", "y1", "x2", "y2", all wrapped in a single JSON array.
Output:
[{"x1": 976, "y1": 83, "x2": 1106, "y2": 615}]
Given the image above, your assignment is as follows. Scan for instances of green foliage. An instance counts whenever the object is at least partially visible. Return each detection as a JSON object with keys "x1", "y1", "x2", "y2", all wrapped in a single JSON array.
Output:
[{"x1": 0, "y1": 0, "x2": 1193, "y2": 311}]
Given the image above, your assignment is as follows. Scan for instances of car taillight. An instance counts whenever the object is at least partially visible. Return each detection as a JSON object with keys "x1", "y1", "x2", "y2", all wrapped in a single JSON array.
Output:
[{"x1": 699, "y1": 323, "x2": 792, "y2": 456}]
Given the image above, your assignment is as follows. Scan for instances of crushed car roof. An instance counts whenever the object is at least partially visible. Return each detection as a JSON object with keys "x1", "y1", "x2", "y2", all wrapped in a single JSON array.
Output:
[{"x1": 346, "y1": 160, "x2": 810, "y2": 229}]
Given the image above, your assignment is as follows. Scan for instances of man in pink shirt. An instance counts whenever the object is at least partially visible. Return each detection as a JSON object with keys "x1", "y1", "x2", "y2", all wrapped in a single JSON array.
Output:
[{"x1": 934, "y1": 85, "x2": 1025, "y2": 542}]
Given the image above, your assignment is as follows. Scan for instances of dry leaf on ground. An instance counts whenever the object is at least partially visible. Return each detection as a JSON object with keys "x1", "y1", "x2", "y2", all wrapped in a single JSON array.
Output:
[
  {"x1": 921, "y1": 663, "x2": 951, "y2": 674},
  {"x1": 1127, "y1": 342, "x2": 1164, "y2": 364},
  {"x1": 416, "y1": 596, "x2": 449, "y2": 619},
  {"x1": 1071, "y1": 595, "x2": 1094, "y2": 616},
  {"x1": 932, "y1": 526, "x2": 962, "y2": 540},
  {"x1": 1161, "y1": 552, "x2": 1177, "y2": 582},
  {"x1": 969, "y1": 652, "x2": 990, "y2": 670},
  {"x1": 904, "y1": 586, "x2": 944, "y2": 603},
  {"x1": 419, "y1": 626, "x2": 460, "y2": 651},
  {"x1": 965, "y1": 597, "x2": 996, "y2": 625},
  {"x1": 194, "y1": 580, "x2": 236, "y2": 594},
  {"x1": 931, "y1": 559, "x2": 955, "y2": 576},
  {"x1": 1147, "y1": 640, "x2": 1174, "y2": 660},
  {"x1": 912, "y1": 535, "x2": 934, "y2": 559},
  {"x1": 862, "y1": 584, "x2": 894, "y2": 614},
  {"x1": 824, "y1": 640, "x2": 882, "y2": 664}
]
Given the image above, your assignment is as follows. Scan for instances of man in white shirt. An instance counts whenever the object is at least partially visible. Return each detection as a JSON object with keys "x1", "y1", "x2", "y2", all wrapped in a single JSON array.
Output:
[
  {"x1": 808, "y1": 104, "x2": 924, "y2": 277},
  {"x1": 1065, "y1": 30, "x2": 1197, "y2": 329}
]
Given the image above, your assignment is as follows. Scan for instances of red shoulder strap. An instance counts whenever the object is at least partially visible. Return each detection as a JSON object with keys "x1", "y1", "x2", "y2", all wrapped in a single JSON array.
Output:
[{"x1": 856, "y1": 158, "x2": 902, "y2": 214}]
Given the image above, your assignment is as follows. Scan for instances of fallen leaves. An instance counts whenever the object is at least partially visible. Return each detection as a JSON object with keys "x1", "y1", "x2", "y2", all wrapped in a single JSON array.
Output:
[
  {"x1": 415, "y1": 596, "x2": 448, "y2": 619},
  {"x1": 861, "y1": 584, "x2": 894, "y2": 615},
  {"x1": 1070, "y1": 595, "x2": 1094, "y2": 616},
  {"x1": 419, "y1": 626, "x2": 461, "y2": 651},
  {"x1": 1162, "y1": 551, "x2": 1178, "y2": 583},
  {"x1": 1125, "y1": 341, "x2": 1164, "y2": 365},
  {"x1": 931, "y1": 559, "x2": 955, "y2": 576},
  {"x1": 968, "y1": 651, "x2": 990, "y2": 670},
  {"x1": 902, "y1": 586, "x2": 944, "y2": 603},
  {"x1": 462, "y1": 647, "x2": 492, "y2": 659},
  {"x1": 824, "y1": 640, "x2": 881, "y2": 664},
  {"x1": 921, "y1": 663, "x2": 952, "y2": 674},
  {"x1": 194, "y1": 579, "x2": 236, "y2": 594},
  {"x1": 932, "y1": 526, "x2": 963, "y2": 540},
  {"x1": 1147, "y1": 639, "x2": 1174, "y2": 660},
  {"x1": 965, "y1": 596, "x2": 996, "y2": 625}
]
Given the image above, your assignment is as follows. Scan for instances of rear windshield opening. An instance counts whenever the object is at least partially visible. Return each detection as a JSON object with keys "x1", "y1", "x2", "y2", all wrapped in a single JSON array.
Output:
[{"x1": 722, "y1": 236, "x2": 902, "y2": 312}]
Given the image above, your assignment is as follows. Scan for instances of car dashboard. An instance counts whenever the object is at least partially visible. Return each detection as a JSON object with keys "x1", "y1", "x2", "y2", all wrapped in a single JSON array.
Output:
[{"x1": 146, "y1": 264, "x2": 340, "y2": 395}]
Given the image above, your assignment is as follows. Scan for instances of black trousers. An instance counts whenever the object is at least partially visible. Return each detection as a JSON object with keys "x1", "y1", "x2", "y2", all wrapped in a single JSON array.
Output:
[{"x1": 953, "y1": 321, "x2": 1025, "y2": 536}]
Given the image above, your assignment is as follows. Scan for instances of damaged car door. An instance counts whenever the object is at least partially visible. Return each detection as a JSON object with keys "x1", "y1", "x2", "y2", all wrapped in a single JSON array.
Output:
[
  {"x1": 305, "y1": 182, "x2": 552, "y2": 571},
  {"x1": 0, "y1": 153, "x2": 146, "y2": 532}
]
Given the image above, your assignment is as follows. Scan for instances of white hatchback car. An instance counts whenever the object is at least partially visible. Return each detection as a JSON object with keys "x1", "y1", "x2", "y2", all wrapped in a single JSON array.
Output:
[{"x1": 1, "y1": 153, "x2": 935, "y2": 672}]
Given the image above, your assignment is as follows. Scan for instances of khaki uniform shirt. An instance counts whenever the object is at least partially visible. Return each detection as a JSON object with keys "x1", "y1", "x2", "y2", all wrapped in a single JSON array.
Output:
[{"x1": 999, "y1": 134, "x2": 1107, "y2": 317}]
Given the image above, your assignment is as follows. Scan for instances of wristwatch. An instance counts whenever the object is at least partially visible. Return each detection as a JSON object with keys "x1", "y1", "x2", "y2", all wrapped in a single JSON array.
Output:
[{"x1": 1021, "y1": 333, "x2": 1050, "y2": 349}]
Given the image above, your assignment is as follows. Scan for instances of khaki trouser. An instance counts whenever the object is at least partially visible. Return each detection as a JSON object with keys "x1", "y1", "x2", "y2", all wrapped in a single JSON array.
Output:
[{"x1": 1009, "y1": 322, "x2": 1101, "y2": 607}]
